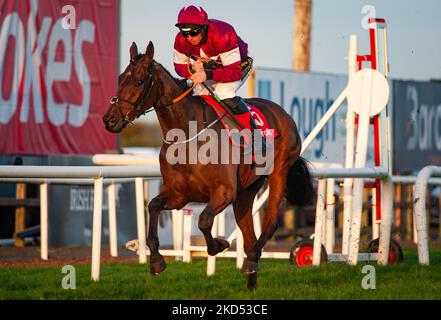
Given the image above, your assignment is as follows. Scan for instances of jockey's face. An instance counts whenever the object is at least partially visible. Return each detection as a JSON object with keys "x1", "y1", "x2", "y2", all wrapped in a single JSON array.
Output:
[{"x1": 185, "y1": 32, "x2": 203, "y2": 46}]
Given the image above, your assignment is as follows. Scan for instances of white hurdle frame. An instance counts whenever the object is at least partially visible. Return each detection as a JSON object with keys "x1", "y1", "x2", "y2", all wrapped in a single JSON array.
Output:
[{"x1": 300, "y1": 21, "x2": 393, "y2": 266}]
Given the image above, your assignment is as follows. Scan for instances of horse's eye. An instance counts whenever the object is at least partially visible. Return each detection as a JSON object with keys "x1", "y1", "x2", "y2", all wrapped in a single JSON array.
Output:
[{"x1": 135, "y1": 80, "x2": 143, "y2": 87}]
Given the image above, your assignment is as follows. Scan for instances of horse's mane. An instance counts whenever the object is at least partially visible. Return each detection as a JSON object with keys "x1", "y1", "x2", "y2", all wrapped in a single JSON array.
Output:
[
  {"x1": 132, "y1": 53, "x2": 191, "y2": 91},
  {"x1": 154, "y1": 60, "x2": 192, "y2": 91}
]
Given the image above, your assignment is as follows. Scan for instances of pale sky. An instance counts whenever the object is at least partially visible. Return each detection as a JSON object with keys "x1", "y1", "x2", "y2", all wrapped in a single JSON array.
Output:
[{"x1": 119, "y1": 0, "x2": 441, "y2": 121}]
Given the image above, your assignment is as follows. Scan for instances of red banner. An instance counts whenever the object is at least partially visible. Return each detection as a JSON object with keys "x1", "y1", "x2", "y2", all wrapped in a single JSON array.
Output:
[{"x1": 0, "y1": 0, "x2": 117, "y2": 155}]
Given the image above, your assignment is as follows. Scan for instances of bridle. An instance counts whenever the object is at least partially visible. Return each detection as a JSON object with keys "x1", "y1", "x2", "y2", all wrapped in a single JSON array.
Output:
[
  {"x1": 109, "y1": 59, "x2": 195, "y2": 127},
  {"x1": 109, "y1": 61, "x2": 156, "y2": 126}
]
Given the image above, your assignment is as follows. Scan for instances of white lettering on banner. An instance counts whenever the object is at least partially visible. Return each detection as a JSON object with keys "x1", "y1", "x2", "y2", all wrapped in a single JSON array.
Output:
[
  {"x1": 69, "y1": 20, "x2": 94, "y2": 126},
  {"x1": 21, "y1": 0, "x2": 51, "y2": 123},
  {"x1": 290, "y1": 81, "x2": 337, "y2": 158},
  {"x1": 0, "y1": 13, "x2": 25, "y2": 123},
  {"x1": 46, "y1": 18, "x2": 72, "y2": 126},
  {"x1": 436, "y1": 105, "x2": 441, "y2": 150},
  {"x1": 406, "y1": 86, "x2": 418, "y2": 150},
  {"x1": 418, "y1": 105, "x2": 428, "y2": 150},
  {"x1": 69, "y1": 185, "x2": 122, "y2": 212},
  {"x1": 406, "y1": 86, "x2": 441, "y2": 151},
  {"x1": 0, "y1": 1, "x2": 96, "y2": 126}
]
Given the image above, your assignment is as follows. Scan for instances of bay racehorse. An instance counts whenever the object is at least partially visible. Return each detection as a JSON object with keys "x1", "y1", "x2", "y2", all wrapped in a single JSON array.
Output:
[{"x1": 103, "y1": 42, "x2": 315, "y2": 290}]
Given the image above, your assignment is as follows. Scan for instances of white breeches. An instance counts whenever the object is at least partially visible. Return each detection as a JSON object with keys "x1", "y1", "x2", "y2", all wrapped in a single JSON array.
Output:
[{"x1": 191, "y1": 71, "x2": 251, "y2": 100}]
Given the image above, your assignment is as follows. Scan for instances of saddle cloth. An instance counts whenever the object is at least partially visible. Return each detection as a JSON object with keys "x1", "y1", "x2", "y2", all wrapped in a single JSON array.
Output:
[{"x1": 200, "y1": 95, "x2": 279, "y2": 146}]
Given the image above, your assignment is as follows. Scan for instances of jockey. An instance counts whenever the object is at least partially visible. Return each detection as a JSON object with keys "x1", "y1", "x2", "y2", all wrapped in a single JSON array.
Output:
[{"x1": 173, "y1": 5, "x2": 258, "y2": 132}]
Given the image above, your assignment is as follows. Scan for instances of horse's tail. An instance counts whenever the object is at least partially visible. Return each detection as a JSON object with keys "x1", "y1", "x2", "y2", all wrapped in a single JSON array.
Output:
[{"x1": 285, "y1": 157, "x2": 316, "y2": 207}]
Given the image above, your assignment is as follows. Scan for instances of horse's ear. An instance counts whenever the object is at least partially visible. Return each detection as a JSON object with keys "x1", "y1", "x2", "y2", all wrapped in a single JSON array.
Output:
[
  {"x1": 144, "y1": 41, "x2": 154, "y2": 63},
  {"x1": 130, "y1": 42, "x2": 138, "y2": 62}
]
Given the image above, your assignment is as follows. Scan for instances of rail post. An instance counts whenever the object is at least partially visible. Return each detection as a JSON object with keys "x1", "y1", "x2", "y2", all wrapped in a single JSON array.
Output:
[
  {"x1": 40, "y1": 183, "x2": 48, "y2": 260},
  {"x1": 107, "y1": 182, "x2": 118, "y2": 257},
  {"x1": 413, "y1": 166, "x2": 441, "y2": 265},
  {"x1": 91, "y1": 177, "x2": 104, "y2": 281},
  {"x1": 135, "y1": 177, "x2": 147, "y2": 264}
]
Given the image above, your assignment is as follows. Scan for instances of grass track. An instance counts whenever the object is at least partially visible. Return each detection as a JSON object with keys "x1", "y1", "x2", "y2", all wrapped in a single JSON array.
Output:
[{"x1": 1, "y1": 249, "x2": 440, "y2": 299}]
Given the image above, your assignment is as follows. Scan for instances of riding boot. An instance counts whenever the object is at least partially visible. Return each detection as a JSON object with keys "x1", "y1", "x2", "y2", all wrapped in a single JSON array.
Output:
[
  {"x1": 222, "y1": 96, "x2": 249, "y2": 115},
  {"x1": 222, "y1": 97, "x2": 266, "y2": 153}
]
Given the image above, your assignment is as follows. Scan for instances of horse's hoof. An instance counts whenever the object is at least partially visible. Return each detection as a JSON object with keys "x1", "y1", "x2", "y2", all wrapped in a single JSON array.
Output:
[
  {"x1": 241, "y1": 261, "x2": 259, "y2": 274},
  {"x1": 150, "y1": 258, "x2": 167, "y2": 275},
  {"x1": 247, "y1": 273, "x2": 257, "y2": 291},
  {"x1": 207, "y1": 238, "x2": 230, "y2": 256}
]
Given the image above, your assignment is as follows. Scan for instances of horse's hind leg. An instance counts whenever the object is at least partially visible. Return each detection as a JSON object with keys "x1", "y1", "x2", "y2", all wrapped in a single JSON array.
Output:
[
  {"x1": 253, "y1": 163, "x2": 291, "y2": 263},
  {"x1": 198, "y1": 185, "x2": 234, "y2": 256},
  {"x1": 232, "y1": 178, "x2": 265, "y2": 290}
]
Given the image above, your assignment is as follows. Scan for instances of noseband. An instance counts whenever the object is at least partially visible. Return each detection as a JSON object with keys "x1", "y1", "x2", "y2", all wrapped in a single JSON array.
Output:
[{"x1": 109, "y1": 62, "x2": 156, "y2": 125}]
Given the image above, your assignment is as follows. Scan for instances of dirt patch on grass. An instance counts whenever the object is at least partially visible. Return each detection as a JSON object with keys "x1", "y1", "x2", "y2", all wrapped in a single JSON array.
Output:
[{"x1": 0, "y1": 246, "x2": 139, "y2": 268}]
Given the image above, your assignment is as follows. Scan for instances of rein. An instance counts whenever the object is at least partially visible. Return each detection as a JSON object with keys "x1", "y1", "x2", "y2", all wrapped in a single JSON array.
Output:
[
  {"x1": 110, "y1": 60, "x2": 195, "y2": 126},
  {"x1": 141, "y1": 84, "x2": 195, "y2": 116},
  {"x1": 143, "y1": 58, "x2": 196, "y2": 117},
  {"x1": 162, "y1": 115, "x2": 225, "y2": 145}
]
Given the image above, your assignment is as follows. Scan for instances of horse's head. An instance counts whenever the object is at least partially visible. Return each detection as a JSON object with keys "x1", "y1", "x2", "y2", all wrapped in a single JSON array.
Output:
[{"x1": 103, "y1": 41, "x2": 160, "y2": 133}]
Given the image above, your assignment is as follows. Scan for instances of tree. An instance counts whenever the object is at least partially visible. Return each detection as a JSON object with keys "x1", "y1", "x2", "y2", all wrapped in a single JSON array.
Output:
[{"x1": 293, "y1": 0, "x2": 312, "y2": 72}]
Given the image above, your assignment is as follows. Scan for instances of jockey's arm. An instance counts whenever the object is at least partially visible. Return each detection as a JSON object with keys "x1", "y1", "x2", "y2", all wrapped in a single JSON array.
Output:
[
  {"x1": 173, "y1": 35, "x2": 192, "y2": 79},
  {"x1": 207, "y1": 62, "x2": 242, "y2": 83},
  {"x1": 173, "y1": 49, "x2": 192, "y2": 79},
  {"x1": 209, "y1": 32, "x2": 243, "y2": 83}
]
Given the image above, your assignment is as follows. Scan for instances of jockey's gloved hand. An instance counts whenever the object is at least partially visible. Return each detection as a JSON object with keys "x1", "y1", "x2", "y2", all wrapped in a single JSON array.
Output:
[
  {"x1": 203, "y1": 59, "x2": 219, "y2": 70},
  {"x1": 190, "y1": 71, "x2": 207, "y2": 84}
]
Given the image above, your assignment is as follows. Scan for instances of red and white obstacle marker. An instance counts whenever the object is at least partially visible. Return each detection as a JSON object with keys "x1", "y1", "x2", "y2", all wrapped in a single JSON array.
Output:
[{"x1": 292, "y1": 18, "x2": 395, "y2": 266}]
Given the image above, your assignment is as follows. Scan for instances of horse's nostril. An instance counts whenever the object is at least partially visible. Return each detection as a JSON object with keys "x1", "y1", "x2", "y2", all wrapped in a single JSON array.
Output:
[
  {"x1": 109, "y1": 116, "x2": 117, "y2": 125},
  {"x1": 103, "y1": 113, "x2": 115, "y2": 125}
]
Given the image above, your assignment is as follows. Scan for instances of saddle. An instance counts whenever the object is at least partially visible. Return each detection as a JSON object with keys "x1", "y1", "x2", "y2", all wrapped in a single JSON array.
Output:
[{"x1": 200, "y1": 95, "x2": 279, "y2": 146}]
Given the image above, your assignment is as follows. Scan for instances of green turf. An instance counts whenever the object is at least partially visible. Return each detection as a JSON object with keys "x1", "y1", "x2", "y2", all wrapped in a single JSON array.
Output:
[{"x1": 0, "y1": 249, "x2": 440, "y2": 300}]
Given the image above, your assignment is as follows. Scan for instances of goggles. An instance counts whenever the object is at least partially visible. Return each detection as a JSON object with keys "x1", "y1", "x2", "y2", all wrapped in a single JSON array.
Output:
[{"x1": 180, "y1": 28, "x2": 201, "y2": 38}]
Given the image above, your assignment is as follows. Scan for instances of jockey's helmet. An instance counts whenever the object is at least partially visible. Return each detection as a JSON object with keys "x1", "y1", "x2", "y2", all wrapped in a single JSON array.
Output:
[{"x1": 175, "y1": 6, "x2": 208, "y2": 28}]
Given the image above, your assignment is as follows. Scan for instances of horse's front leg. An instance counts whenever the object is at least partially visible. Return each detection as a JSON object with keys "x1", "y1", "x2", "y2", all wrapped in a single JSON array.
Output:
[
  {"x1": 147, "y1": 191, "x2": 186, "y2": 275},
  {"x1": 198, "y1": 185, "x2": 235, "y2": 256}
]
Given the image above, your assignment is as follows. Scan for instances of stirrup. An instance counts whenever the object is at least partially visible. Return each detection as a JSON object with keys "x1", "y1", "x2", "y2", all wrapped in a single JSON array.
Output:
[{"x1": 236, "y1": 98, "x2": 250, "y2": 114}]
